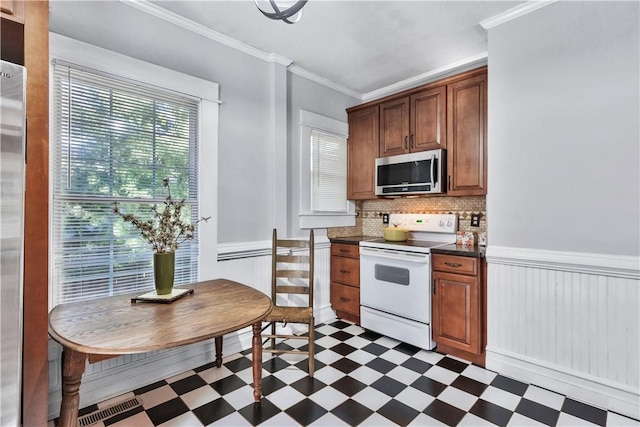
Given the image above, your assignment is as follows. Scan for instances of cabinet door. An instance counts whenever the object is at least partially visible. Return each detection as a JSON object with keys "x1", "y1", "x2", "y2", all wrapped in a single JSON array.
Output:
[
  {"x1": 347, "y1": 105, "x2": 379, "y2": 200},
  {"x1": 410, "y1": 86, "x2": 446, "y2": 152},
  {"x1": 447, "y1": 73, "x2": 487, "y2": 195},
  {"x1": 432, "y1": 271, "x2": 480, "y2": 354},
  {"x1": 1, "y1": 0, "x2": 24, "y2": 22},
  {"x1": 379, "y1": 97, "x2": 409, "y2": 157}
]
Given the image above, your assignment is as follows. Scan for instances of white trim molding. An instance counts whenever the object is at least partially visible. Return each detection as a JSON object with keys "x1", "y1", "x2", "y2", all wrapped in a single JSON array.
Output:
[
  {"x1": 480, "y1": 0, "x2": 558, "y2": 30},
  {"x1": 218, "y1": 236, "x2": 331, "y2": 261},
  {"x1": 486, "y1": 245, "x2": 640, "y2": 279}
]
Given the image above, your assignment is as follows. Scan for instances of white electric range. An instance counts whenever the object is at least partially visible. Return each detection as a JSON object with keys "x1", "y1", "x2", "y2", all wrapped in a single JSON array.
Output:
[{"x1": 359, "y1": 213, "x2": 458, "y2": 350}]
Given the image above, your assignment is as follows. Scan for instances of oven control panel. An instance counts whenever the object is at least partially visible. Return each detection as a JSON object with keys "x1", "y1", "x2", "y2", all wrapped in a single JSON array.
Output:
[{"x1": 389, "y1": 213, "x2": 458, "y2": 233}]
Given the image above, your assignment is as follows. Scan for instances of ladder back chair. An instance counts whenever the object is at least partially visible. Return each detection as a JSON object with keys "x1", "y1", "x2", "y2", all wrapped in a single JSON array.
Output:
[{"x1": 263, "y1": 228, "x2": 315, "y2": 376}]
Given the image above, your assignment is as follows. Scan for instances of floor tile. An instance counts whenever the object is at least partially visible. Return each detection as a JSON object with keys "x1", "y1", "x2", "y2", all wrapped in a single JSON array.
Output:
[
  {"x1": 524, "y1": 384, "x2": 566, "y2": 411},
  {"x1": 284, "y1": 398, "x2": 328, "y2": 425},
  {"x1": 561, "y1": 398, "x2": 608, "y2": 426},
  {"x1": 331, "y1": 398, "x2": 374, "y2": 425},
  {"x1": 377, "y1": 398, "x2": 421, "y2": 425},
  {"x1": 75, "y1": 320, "x2": 635, "y2": 427},
  {"x1": 469, "y1": 398, "x2": 514, "y2": 426},
  {"x1": 424, "y1": 398, "x2": 467, "y2": 426},
  {"x1": 516, "y1": 397, "x2": 561, "y2": 425},
  {"x1": 145, "y1": 396, "x2": 189, "y2": 425}
]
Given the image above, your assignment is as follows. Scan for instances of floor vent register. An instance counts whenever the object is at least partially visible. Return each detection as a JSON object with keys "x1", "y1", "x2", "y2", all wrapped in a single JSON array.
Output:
[{"x1": 77, "y1": 396, "x2": 143, "y2": 427}]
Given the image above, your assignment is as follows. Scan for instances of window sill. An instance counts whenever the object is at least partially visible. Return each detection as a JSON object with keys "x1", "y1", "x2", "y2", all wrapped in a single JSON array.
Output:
[{"x1": 299, "y1": 212, "x2": 356, "y2": 229}]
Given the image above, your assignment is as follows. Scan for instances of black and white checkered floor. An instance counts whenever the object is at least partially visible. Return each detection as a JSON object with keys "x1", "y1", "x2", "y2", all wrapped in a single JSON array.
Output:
[{"x1": 67, "y1": 320, "x2": 638, "y2": 427}]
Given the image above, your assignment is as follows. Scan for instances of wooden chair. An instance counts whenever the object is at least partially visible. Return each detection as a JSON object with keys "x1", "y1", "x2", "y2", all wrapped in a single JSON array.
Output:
[{"x1": 262, "y1": 228, "x2": 315, "y2": 376}]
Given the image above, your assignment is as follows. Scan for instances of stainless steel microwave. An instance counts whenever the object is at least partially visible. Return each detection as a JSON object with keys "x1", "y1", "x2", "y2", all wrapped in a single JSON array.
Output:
[{"x1": 375, "y1": 149, "x2": 445, "y2": 196}]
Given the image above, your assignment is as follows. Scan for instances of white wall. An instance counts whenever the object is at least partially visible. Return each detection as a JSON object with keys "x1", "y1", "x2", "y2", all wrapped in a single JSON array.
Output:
[
  {"x1": 487, "y1": 1, "x2": 639, "y2": 256},
  {"x1": 486, "y1": 1, "x2": 640, "y2": 418},
  {"x1": 46, "y1": 1, "x2": 357, "y2": 417}
]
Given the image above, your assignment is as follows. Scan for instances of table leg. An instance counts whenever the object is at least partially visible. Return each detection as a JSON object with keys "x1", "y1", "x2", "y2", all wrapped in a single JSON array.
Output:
[
  {"x1": 251, "y1": 322, "x2": 263, "y2": 402},
  {"x1": 215, "y1": 336, "x2": 223, "y2": 368},
  {"x1": 59, "y1": 348, "x2": 87, "y2": 427}
]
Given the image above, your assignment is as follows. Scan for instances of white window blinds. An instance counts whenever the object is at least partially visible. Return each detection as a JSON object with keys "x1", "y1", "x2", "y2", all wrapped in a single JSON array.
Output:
[
  {"x1": 51, "y1": 62, "x2": 200, "y2": 305},
  {"x1": 310, "y1": 129, "x2": 348, "y2": 212}
]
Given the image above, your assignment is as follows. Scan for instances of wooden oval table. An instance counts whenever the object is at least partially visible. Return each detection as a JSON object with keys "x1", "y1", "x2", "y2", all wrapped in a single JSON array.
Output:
[{"x1": 48, "y1": 279, "x2": 273, "y2": 427}]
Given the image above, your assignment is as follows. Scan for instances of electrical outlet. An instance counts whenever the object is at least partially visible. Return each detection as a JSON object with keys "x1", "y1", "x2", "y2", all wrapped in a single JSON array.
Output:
[
  {"x1": 470, "y1": 213, "x2": 481, "y2": 227},
  {"x1": 382, "y1": 213, "x2": 389, "y2": 224}
]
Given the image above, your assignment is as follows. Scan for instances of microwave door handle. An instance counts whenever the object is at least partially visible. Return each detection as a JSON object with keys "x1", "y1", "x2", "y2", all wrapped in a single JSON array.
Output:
[{"x1": 430, "y1": 154, "x2": 436, "y2": 188}]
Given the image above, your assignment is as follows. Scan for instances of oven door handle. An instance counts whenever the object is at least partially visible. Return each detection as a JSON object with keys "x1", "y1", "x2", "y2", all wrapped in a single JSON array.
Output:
[{"x1": 360, "y1": 248, "x2": 429, "y2": 263}]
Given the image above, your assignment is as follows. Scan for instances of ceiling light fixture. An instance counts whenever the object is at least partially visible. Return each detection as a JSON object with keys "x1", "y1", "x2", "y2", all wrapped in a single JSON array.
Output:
[{"x1": 255, "y1": 0, "x2": 308, "y2": 24}]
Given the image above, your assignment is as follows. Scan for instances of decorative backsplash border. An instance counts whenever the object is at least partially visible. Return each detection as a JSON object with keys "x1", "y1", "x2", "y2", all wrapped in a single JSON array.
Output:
[{"x1": 328, "y1": 196, "x2": 486, "y2": 238}]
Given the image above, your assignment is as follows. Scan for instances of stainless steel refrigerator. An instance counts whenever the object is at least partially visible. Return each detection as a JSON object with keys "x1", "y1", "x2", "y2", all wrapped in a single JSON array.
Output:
[{"x1": 1, "y1": 59, "x2": 26, "y2": 426}]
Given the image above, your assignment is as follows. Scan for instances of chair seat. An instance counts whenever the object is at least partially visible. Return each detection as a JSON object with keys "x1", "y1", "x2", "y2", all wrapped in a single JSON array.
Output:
[{"x1": 265, "y1": 306, "x2": 313, "y2": 324}]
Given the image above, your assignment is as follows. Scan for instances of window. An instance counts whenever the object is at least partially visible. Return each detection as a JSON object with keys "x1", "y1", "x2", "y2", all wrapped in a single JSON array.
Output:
[
  {"x1": 50, "y1": 62, "x2": 201, "y2": 306},
  {"x1": 299, "y1": 110, "x2": 355, "y2": 228},
  {"x1": 311, "y1": 129, "x2": 347, "y2": 211}
]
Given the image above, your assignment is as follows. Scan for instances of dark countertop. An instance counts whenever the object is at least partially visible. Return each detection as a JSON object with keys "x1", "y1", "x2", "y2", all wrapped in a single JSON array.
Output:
[
  {"x1": 330, "y1": 236, "x2": 486, "y2": 258},
  {"x1": 431, "y1": 243, "x2": 486, "y2": 258},
  {"x1": 329, "y1": 236, "x2": 379, "y2": 245}
]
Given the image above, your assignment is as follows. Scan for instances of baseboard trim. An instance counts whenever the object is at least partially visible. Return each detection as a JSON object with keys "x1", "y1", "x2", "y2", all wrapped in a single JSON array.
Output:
[{"x1": 486, "y1": 348, "x2": 640, "y2": 420}]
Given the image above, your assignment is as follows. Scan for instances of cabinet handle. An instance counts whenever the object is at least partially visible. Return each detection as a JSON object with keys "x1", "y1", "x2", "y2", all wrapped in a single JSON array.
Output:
[
  {"x1": 410, "y1": 134, "x2": 414, "y2": 148},
  {"x1": 340, "y1": 296, "x2": 350, "y2": 302},
  {"x1": 340, "y1": 269, "x2": 350, "y2": 274},
  {"x1": 433, "y1": 279, "x2": 436, "y2": 295},
  {"x1": 404, "y1": 136, "x2": 408, "y2": 149},
  {"x1": 448, "y1": 175, "x2": 451, "y2": 191},
  {"x1": 444, "y1": 262, "x2": 463, "y2": 268},
  {"x1": 339, "y1": 249, "x2": 350, "y2": 253}
]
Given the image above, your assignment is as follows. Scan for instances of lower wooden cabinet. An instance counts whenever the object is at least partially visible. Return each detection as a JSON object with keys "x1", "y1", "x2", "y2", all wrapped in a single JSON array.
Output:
[
  {"x1": 330, "y1": 243, "x2": 360, "y2": 324},
  {"x1": 432, "y1": 253, "x2": 486, "y2": 366}
]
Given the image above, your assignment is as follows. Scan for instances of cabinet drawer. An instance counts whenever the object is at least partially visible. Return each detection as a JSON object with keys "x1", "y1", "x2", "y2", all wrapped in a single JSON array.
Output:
[
  {"x1": 432, "y1": 254, "x2": 478, "y2": 275},
  {"x1": 330, "y1": 256, "x2": 360, "y2": 286},
  {"x1": 330, "y1": 282, "x2": 360, "y2": 315},
  {"x1": 331, "y1": 243, "x2": 359, "y2": 258}
]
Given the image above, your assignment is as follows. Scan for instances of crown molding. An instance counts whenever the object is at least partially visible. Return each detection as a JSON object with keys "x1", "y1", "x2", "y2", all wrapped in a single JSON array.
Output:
[
  {"x1": 119, "y1": 0, "x2": 361, "y2": 98},
  {"x1": 362, "y1": 52, "x2": 488, "y2": 102},
  {"x1": 480, "y1": 0, "x2": 558, "y2": 30},
  {"x1": 288, "y1": 65, "x2": 363, "y2": 99}
]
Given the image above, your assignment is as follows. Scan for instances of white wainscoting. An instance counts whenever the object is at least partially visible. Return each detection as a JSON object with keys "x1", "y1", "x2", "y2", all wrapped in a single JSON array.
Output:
[
  {"x1": 486, "y1": 245, "x2": 640, "y2": 420},
  {"x1": 47, "y1": 239, "x2": 334, "y2": 420}
]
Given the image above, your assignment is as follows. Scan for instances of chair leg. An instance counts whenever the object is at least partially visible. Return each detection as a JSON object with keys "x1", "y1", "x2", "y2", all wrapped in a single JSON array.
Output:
[
  {"x1": 270, "y1": 322, "x2": 275, "y2": 350},
  {"x1": 308, "y1": 317, "x2": 315, "y2": 377}
]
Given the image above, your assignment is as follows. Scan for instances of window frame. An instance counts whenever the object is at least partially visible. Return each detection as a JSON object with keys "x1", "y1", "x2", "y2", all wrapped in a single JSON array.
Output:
[
  {"x1": 49, "y1": 34, "x2": 219, "y2": 309},
  {"x1": 299, "y1": 109, "x2": 355, "y2": 229}
]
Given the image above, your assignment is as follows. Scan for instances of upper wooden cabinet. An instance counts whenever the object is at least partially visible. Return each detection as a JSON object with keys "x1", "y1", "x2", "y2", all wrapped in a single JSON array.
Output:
[
  {"x1": 1, "y1": 0, "x2": 24, "y2": 22},
  {"x1": 345, "y1": 67, "x2": 487, "y2": 200},
  {"x1": 446, "y1": 73, "x2": 487, "y2": 196},
  {"x1": 379, "y1": 85, "x2": 446, "y2": 157},
  {"x1": 347, "y1": 105, "x2": 379, "y2": 200}
]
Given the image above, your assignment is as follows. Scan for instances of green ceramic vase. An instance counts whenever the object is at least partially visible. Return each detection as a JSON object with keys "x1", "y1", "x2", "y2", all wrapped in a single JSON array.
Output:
[{"x1": 154, "y1": 252, "x2": 175, "y2": 295}]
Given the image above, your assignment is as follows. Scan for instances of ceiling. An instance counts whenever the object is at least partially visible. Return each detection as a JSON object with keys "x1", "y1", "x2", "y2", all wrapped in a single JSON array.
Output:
[{"x1": 49, "y1": 0, "x2": 526, "y2": 98}]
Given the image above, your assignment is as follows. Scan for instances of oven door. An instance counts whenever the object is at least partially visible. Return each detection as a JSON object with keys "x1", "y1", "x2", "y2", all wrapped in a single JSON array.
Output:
[{"x1": 360, "y1": 246, "x2": 431, "y2": 323}]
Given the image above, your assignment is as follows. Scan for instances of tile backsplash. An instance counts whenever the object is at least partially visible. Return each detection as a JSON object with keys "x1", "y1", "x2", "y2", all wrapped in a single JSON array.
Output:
[{"x1": 328, "y1": 196, "x2": 486, "y2": 238}]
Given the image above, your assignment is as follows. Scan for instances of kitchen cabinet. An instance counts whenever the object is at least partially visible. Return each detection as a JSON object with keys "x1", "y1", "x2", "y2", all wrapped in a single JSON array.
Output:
[
  {"x1": 330, "y1": 243, "x2": 360, "y2": 324},
  {"x1": 379, "y1": 85, "x2": 446, "y2": 157},
  {"x1": 1, "y1": 0, "x2": 24, "y2": 22},
  {"x1": 432, "y1": 253, "x2": 486, "y2": 366},
  {"x1": 347, "y1": 105, "x2": 379, "y2": 200},
  {"x1": 446, "y1": 72, "x2": 487, "y2": 196}
]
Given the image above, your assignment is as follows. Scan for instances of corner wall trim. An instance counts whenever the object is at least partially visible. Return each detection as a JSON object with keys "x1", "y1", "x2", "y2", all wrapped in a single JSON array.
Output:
[{"x1": 479, "y1": 1, "x2": 558, "y2": 30}]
